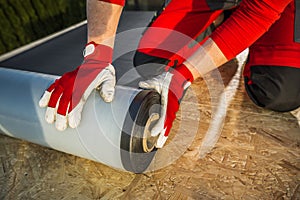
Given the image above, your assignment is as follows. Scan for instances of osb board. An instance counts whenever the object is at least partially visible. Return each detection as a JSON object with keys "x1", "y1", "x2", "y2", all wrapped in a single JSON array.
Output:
[{"x1": 0, "y1": 60, "x2": 299, "y2": 199}]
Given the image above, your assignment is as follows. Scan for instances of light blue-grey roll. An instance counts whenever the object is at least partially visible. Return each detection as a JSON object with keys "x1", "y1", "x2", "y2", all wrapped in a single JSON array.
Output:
[{"x1": 0, "y1": 67, "x2": 160, "y2": 173}]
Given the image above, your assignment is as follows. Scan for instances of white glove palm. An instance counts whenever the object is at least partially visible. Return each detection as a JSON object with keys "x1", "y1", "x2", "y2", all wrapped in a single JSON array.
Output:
[{"x1": 139, "y1": 64, "x2": 194, "y2": 148}]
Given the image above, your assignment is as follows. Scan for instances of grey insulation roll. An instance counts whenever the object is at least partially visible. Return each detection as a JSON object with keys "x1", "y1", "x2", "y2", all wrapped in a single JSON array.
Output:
[{"x1": 0, "y1": 67, "x2": 160, "y2": 173}]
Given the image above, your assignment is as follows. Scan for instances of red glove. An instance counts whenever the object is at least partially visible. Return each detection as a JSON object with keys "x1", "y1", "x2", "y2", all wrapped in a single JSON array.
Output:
[
  {"x1": 39, "y1": 42, "x2": 116, "y2": 131},
  {"x1": 139, "y1": 64, "x2": 194, "y2": 148}
]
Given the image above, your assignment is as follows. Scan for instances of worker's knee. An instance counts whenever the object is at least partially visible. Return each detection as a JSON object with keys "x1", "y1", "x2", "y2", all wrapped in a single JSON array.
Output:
[
  {"x1": 133, "y1": 50, "x2": 168, "y2": 79},
  {"x1": 244, "y1": 66, "x2": 300, "y2": 112}
]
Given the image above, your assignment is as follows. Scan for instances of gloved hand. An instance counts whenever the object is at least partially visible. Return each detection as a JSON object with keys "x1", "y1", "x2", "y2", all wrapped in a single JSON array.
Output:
[
  {"x1": 39, "y1": 41, "x2": 116, "y2": 131},
  {"x1": 139, "y1": 64, "x2": 194, "y2": 148}
]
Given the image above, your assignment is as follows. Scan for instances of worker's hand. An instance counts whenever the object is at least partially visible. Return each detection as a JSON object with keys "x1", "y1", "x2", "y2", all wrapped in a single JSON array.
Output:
[
  {"x1": 139, "y1": 64, "x2": 194, "y2": 148},
  {"x1": 39, "y1": 42, "x2": 116, "y2": 131}
]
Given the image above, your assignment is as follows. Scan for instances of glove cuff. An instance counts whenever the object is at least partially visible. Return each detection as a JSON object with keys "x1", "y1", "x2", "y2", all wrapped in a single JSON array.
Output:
[
  {"x1": 168, "y1": 63, "x2": 194, "y2": 103},
  {"x1": 170, "y1": 63, "x2": 194, "y2": 85},
  {"x1": 83, "y1": 41, "x2": 113, "y2": 63}
]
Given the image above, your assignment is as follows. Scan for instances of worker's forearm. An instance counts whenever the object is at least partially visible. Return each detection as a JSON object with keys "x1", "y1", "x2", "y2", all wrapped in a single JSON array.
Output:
[
  {"x1": 87, "y1": 0, "x2": 123, "y2": 47},
  {"x1": 184, "y1": 0, "x2": 292, "y2": 80},
  {"x1": 184, "y1": 38, "x2": 228, "y2": 79}
]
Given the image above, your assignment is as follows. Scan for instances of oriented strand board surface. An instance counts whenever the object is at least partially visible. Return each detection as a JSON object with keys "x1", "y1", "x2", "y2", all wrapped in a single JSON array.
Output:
[{"x1": 0, "y1": 60, "x2": 299, "y2": 199}]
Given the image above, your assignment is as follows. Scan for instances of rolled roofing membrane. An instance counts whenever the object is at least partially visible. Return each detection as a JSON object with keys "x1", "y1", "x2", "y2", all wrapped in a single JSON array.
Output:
[
  {"x1": 0, "y1": 12, "x2": 162, "y2": 173},
  {"x1": 0, "y1": 67, "x2": 160, "y2": 173}
]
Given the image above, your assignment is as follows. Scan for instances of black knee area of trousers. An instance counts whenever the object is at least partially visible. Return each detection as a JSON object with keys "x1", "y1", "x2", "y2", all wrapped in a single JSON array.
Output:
[
  {"x1": 244, "y1": 66, "x2": 300, "y2": 112},
  {"x1": 133, "y1": 50, "x2": 169, "y2": 79}
]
